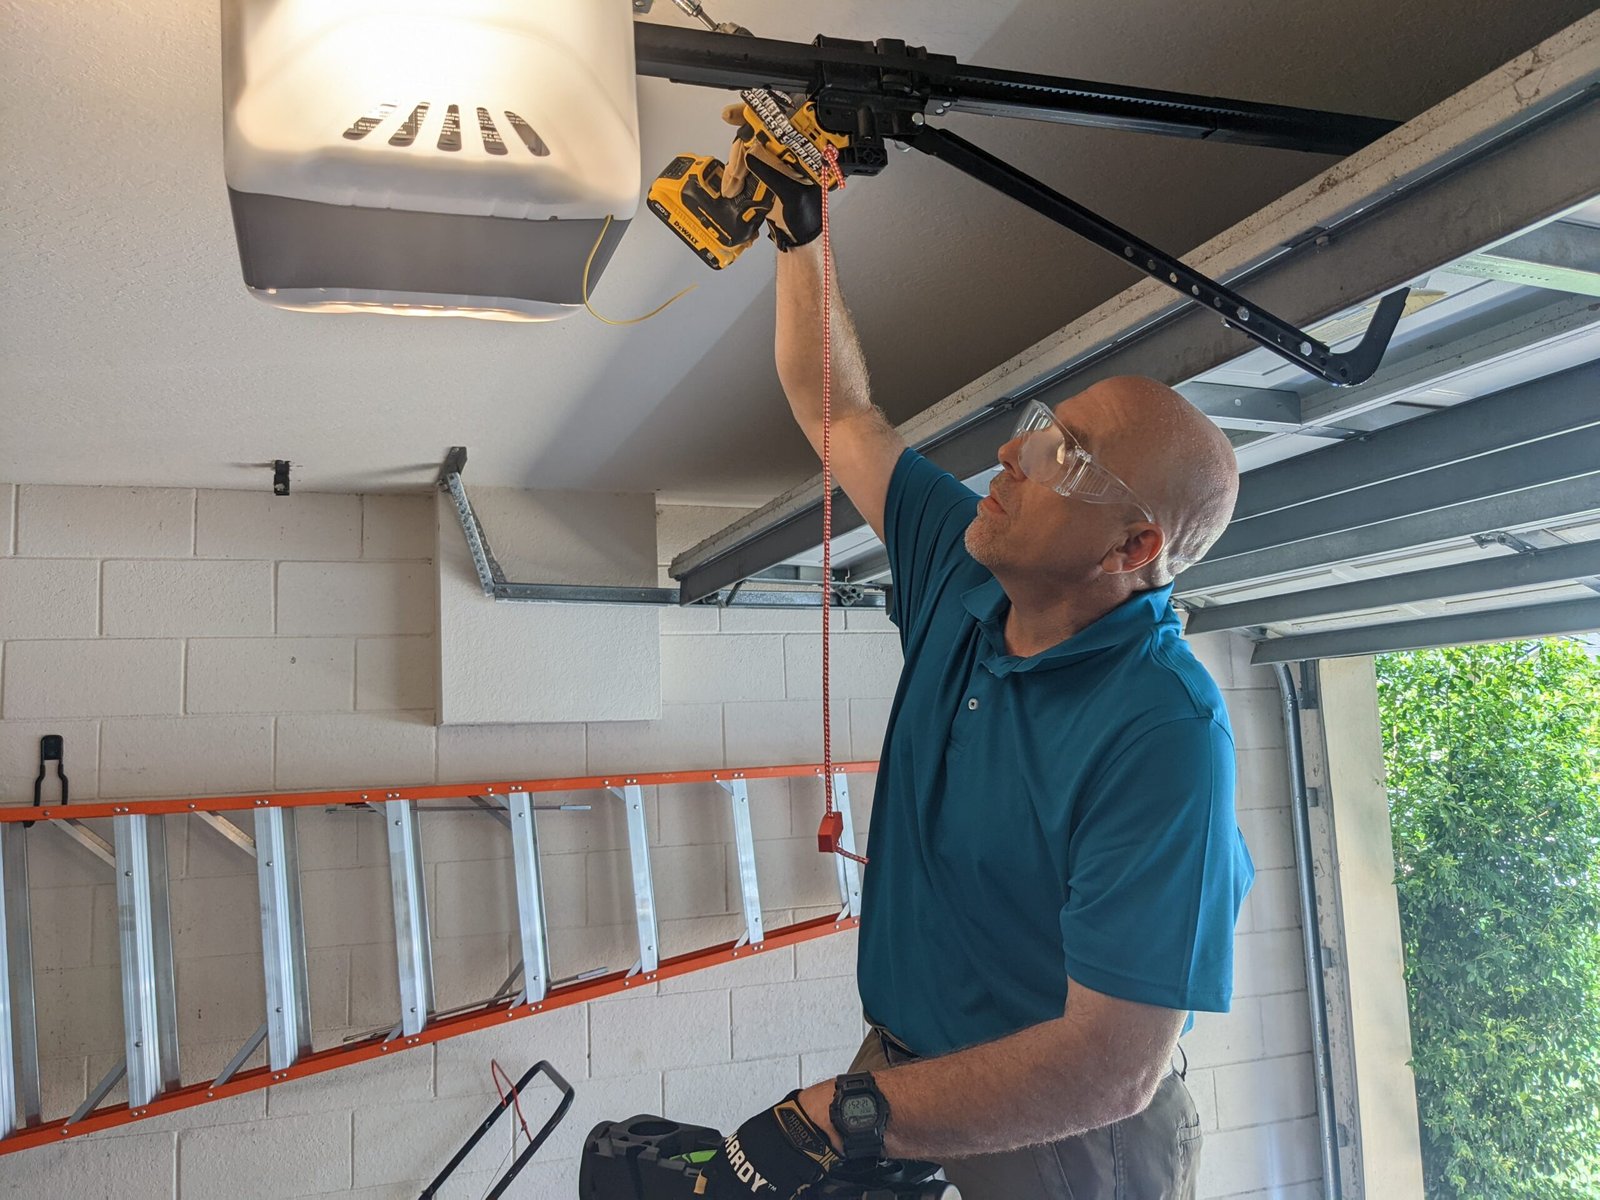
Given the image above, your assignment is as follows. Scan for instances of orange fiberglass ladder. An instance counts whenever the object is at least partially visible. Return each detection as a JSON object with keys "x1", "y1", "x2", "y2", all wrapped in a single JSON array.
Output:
[{"x1": 0, "y1": 760, "x2": 872, "y2": 1155}]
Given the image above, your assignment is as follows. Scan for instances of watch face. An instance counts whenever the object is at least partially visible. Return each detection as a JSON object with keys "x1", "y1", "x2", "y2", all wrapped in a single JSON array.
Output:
[{"x1": 840, "y1": 1095, "x2": 877, "y2": 1124}]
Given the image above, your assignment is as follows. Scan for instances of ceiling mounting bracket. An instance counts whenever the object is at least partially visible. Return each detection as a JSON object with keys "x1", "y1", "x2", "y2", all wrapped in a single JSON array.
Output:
[
  {"x1": 634, "y1": 22, "x2": 1411, "y2": 385},
  {"x1": 436, "y1": 448, "x2": 885, "y2": 609}
]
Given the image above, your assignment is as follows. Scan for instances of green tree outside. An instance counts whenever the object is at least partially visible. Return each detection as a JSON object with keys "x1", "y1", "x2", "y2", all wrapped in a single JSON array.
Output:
[{"x1": 1376, "y1": 639, "x2": 1600, "y2": 1199}]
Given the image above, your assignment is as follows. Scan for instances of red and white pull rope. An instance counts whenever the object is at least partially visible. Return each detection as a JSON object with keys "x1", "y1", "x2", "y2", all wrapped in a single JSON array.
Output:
[{"x1": 818, "y1": 144, "x2": 867, "y2": 867}]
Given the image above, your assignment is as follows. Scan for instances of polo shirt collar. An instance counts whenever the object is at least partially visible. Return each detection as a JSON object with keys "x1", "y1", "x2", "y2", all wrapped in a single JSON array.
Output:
[{"x1": 961, "y1": 576, "x2": 1176, "y2": 675}]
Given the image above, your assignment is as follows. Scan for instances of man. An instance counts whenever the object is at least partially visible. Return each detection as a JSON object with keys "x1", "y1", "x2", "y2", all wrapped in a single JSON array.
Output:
[{"x1": 701, "y1": 109, "x2": 1253, "y2": 1200}]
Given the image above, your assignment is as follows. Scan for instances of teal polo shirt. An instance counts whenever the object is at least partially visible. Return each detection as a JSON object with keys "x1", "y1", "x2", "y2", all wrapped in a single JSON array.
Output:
[{"x1": 858, "y1": 450, "x2": 1254, "y2": 1058}]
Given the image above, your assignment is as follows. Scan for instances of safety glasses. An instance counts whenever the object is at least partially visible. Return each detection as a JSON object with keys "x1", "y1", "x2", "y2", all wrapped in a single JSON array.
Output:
[{"x1": 1011, "y1": 399, "x2": 1154, "y2": 522}]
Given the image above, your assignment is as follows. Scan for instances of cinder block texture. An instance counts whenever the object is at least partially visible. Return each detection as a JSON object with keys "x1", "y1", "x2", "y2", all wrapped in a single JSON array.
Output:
[
  {"x1": 782, "y1": 634, "x2": 904, "y2": 699},
  {"x1": 1184, "y1": 630, "x2": 1235, "y2": 690},
  {"x1": 586, "y1": 704, "x2": 721, "y2": 773},
  {"x1": 353, "y1": 1095, "x2": 511, "y2": 1188},
  {"x1": 1, "y1": 483, "x2": 13, "y2": 555},
  {"x1": 1215, "y1": 1053, "x2": 1316, "y2": 1127},
  {"x1": 732, "y1": 976, "x2": 863, "y2": 1059},
  {"x1": 103, "y1": 560, "x2": 272, "y2": 637},
  {"x1": 356, "y1": 637, "x2": 436, "y2": 711},
  {"x1": 17, "y1": 485, "x2": 193, "y2": 557},
  {"x1": 665, "y1": 1055, "x2": 800, "y2": 1135},
  {"x1": 590, "y1": 990, "x2": 731, "y2": 1077},
  {"x1": 1234, "y1": 930, "x2": 1307, "y2": 998},
  {"x1": 1197, "y1": 1116, "x2": 1320, "y2": 1197},
  {"x1": 436, "y1": 720, "x2": 587, "y2": 783},
  {"x1": 1236, "y1": 747, "x2": 1292, "y2": 809},
  {"x1": 278, "y1": 561, "x2": 434, "y2": 636},
  {"x1": 266, "y1": 1046, "x2": 432, "y2": 1118},
  {"x1": 0, "y1": 718, "x2": 98, "y2": 802},
  {"x1": 434, "y1": 1006, "x2": 587, "y2": 1098},
  {"x1": 662, "y1": 635, "x2": 787, "y2": 704},
  {"x1": 723, "y1": 699, "x2": 850, "y2": 766},
  {"x1": 195, "y1": 491, "x2": 360, "y2": 560},
  {"x1": 0, "y1": 558, "x2": 98, "y2": 638},
  {"x1": 2, "y1": 639, "x2": 180, "y2": 718},
  {"x1": 186, "y1": 637, "x2": 354, "y2": 714},
  {"x1": 361, "y1": 494, "x2": 434, "y2": 560},
  {"x1": 101, "y1": 715, "x2": 274, "y2": 798},
  {"x1": 275, "y1": 712, "x2": 436, "y2": 789},
  {"x1": 1185, "y1": 1001, "x2": 1265, "y2": 1070},
  {"x1": 0, "y1": 1129, "x2": 176, "y2": 1199},
  {"x1": 1237, "y1": 807, "x2": 1295, "y2": 871},
  {"x1": 1226, "y1": 688, "x2": 1287, "y2": 750},
  {"x1": 179, "y1": 1111, "x2": 353, "y2": 1198},
  {"x1": 437, "y1": 491, "x2": 660, "y2": 725}
]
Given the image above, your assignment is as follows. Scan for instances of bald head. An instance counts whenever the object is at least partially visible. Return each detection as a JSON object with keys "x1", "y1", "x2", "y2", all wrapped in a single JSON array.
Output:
[{"x1": 1061, "y1": 376, "x2": 1240, "y2": 585}]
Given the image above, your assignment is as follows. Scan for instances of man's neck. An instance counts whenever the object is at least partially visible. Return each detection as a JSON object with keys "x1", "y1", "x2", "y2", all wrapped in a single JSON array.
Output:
[{"x1": 998, "y1": 573, "x2": 1136, "y2": 658}]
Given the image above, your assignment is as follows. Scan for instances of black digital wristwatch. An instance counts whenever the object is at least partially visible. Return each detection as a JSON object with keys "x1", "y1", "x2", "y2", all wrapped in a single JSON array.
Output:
[{"x1": 830, "y1": 1072, "x2": 891, "y2": 1162}]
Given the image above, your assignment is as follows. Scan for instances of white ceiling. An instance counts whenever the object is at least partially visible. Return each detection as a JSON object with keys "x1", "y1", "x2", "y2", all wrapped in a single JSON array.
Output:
[{"x1": 4, "y1": 0, "x2": 1595, "y2": 503}]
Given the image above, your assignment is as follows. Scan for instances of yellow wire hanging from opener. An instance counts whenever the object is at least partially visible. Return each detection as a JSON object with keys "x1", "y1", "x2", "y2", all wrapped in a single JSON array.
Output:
[{"x1": 582, "y1": 214, "x2": 696, "y2": 325}]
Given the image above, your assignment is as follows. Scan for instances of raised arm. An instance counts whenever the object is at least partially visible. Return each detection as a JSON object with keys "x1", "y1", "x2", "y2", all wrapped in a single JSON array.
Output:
[{"x1": 775, "y1": 240, "x2": 905, "y2": 542}]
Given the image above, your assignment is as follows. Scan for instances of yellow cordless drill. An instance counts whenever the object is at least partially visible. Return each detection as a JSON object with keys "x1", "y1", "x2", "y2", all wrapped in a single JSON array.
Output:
[
  {"x1": 649, "y1": 97, "x2": 848, "y2": 269},
  {"x1": 647, "y1": 3, "x2": 848, "y2": 268}
]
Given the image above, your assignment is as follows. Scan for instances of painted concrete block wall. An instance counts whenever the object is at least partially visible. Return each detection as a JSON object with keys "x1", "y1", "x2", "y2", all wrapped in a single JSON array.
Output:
[{"x1": 0, "y1": 483, "x2": 1317, "y2": 1199}]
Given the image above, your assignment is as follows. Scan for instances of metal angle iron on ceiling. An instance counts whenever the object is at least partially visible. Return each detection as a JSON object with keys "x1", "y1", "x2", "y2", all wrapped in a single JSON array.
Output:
[{"x1": 435, "y1": 447, "x2": 887, "y2": 609}]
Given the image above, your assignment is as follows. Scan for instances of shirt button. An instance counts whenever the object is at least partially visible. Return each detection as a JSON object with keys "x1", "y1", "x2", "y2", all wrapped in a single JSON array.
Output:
[{"x1": 967, "y1": 697, "x2": 979, "y2": 711}]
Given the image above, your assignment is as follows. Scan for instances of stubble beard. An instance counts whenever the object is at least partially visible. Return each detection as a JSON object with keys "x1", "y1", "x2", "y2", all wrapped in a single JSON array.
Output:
[{"x1": 964, "y1": 511, "x2": 1003, "y2": 571}]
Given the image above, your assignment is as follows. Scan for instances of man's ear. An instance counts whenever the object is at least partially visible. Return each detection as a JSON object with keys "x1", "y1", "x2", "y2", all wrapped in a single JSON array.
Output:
[{"x1": 1101, "y1": 524, "x2": 1164, "y2": 576}]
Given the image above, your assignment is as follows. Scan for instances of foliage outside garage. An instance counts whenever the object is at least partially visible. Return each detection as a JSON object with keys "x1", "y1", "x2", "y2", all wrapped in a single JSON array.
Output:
[{"x1": 1377, "y1": 640, "x2": 1600, "y2": 1199}]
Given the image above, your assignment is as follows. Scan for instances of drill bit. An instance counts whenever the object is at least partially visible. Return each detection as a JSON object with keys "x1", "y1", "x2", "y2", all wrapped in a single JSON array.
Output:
[{"x1": 669, "y1": 0, "x2": 720, "y2": 31}]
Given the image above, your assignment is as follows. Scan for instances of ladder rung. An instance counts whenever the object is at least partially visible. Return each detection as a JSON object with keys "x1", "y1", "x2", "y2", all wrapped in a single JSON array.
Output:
[
  {"x1": 507, "y1": 792, "x2": 551, "y2": 1004},
  {"x1": 720, "y1": 779, "x2": 766, "y2": 948},
  {"x1": 614, "y1": 785, "x2": 658, "y2": 976},
  {"x1": 831, "y1": 774, "x2": 863, "y2": 919},
  {"x1": 112, "y1": 814, "x2": 180, "y2": 1108},
  {"x1": 385, "y1": 800, "x2": 434, "y2": 1037},
  {"x1": 254, "y1": 808, "x2": 311, "y2": 1070},
  {"x1": 0, "y1": 824, "x2": 42, "y2": 1136}
]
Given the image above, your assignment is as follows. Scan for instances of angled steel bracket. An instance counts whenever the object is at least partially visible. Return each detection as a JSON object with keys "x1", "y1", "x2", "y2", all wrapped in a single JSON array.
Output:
[{"x1": 438, "y1": 449, "x2": 887, "y2": 609}]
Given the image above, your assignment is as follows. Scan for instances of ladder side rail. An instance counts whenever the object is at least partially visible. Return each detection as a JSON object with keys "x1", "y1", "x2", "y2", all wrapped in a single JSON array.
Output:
[{"x1": 0, "y1": 824, "x2": 42, "y2": 1135}]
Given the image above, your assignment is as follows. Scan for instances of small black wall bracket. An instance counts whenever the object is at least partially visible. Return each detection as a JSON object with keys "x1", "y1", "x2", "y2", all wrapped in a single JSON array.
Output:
[
  {"x1": 273, "y1": 460, "x2": 291, "y2": 496},
  {"x1": 29, "y1": 734, "x2": 68, "y2": 828}
]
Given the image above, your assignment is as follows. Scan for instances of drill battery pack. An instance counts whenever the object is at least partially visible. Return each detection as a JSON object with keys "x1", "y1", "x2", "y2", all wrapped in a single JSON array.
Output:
[
  {"x1": 579, "y1": 1115, "x2": 961, "y2": 1199},
  {"x1": 646, "y1": 155, "x2": 769, "y2": 270}
]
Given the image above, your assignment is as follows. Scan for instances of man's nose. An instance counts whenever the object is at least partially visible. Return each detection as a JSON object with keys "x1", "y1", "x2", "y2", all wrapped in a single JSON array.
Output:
[{"x1": 996, "y1": 435, "x2": 1026, "y2": 477}]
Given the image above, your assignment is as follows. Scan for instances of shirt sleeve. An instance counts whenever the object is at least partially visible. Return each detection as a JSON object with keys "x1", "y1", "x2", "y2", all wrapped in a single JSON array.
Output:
[
  {"x1": 1059, "y1": 717, "x2": 1254, "y2": 1013},
  {"x1": 884, "y1": 449, "x2": 981, "y2": 632}
]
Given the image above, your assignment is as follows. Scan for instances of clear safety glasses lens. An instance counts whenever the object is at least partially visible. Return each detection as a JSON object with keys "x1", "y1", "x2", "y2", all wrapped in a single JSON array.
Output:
[{"x1": 1011, "y1": 401, "x2": 1151, "y2": 518}]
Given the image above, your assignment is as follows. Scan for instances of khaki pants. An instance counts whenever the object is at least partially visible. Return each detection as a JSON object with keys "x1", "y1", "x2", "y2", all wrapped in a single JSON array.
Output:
[{"x1": 848, "y1": 1026, "x2": 1202, "y2": 1200}]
